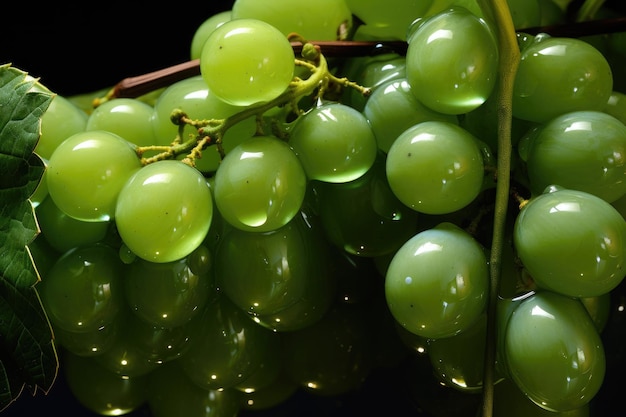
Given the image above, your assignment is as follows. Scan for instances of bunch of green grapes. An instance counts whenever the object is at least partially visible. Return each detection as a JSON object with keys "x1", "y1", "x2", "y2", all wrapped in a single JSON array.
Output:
[{"x1": 26, "y1": 0, "x2": 626, "y2": 416}]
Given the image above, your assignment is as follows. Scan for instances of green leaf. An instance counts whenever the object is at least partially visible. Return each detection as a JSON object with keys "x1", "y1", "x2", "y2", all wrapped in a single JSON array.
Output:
[{"x1": 0, "y1": 64, "x2": 57, "y2": 411}]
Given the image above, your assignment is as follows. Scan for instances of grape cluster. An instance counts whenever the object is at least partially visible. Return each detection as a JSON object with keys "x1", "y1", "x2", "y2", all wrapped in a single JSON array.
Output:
[{"x1": 26, "y1": 0, "x2": 626, "y2": 416}]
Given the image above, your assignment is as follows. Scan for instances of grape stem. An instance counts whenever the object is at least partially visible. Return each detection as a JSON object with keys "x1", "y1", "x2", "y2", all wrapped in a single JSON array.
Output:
[
  {"x1": 136, "y1": 41, "x2": 371, "y2": 167},
  {"x1": 475, "y1": 1, "x2": 520, "y2": 417}
]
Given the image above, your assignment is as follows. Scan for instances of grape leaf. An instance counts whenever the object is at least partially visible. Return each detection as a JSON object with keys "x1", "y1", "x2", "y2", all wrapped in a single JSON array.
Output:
[{"x1": 0, "y1": 64, "x2": 57, "y2": 411}]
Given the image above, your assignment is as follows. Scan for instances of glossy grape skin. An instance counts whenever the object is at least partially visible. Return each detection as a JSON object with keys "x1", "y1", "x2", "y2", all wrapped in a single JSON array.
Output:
[
  {"x1": 39, "y1": 244, "x2": 124, "y2": 333},
  {"x1": 200, "y1": 18, "x2": 295, "y2": 106},
  {"x1": 513, "y1": 187, "x2": 626, "y2": 298},
  {"x1": 124, "y1": 246, "x2": 213, "y2": 328},
  {"x1": 513, "y1": 36, "x2": 613, "y2": 123},
  {"x1": 213, "y1": 135, "x2": 307, "y2": 233},
  {"x1": 385, "y1": 222, "x2": 489, "y2": 339},
  {"x1": 147, "y1": 361, "x2": 241, "y2": 417},
  {"x1": 86, "y1": 97, "x2": 157, "y2": 147},
  {"x1": 125, "y1": 312, "x2": 192, "y2": 364},
  {"x1": 231, "y1": 0, "x2": 353, "y2": 41},
  {"x1": 346, "y1": 0, "x2": 433, "y2": 40},
  {"x1": 215, "y1": 211, "x2": 335, "y2": 332},
  {"x1": 504, "y1": 291, "x2": 605, "y2": 412},
  {"x1": 519, "y1": 111, "x2": 626, "y2": 203},
  {"x1": 54, "y1": 320, "x2": 120, "y2": 357},
  {"x1": 386, "y1": 121, "x2": 485, "y2": 215},
  {"x1": 312, "y1": 151, "x2": 420, "y2": 257},
  {"x1": 34, "y1": 93, "x2": 88, "y2": 160},
  {"x1": 190, "y1": 10, "x2": 232, "y2": 60},
  {"x1": 405, "y1": 7, "x2": 499, "y2": 115},
  {"x1": 178, "y1": 295, "x2": 279, "y2": 391},
  {"x1": 94, "y1": 327, "x2": 161, "y2": 378},
  {"x1": 289, "y1": 102, "x2": 378, "y2": 183},
  {"x1": 62, "y1": 351, "x2": 148, "y2": 416},
  {"x1": 46, "y1": 130, "x2": 142, "y2": 222},
  {"x1": 604, "y1": 90, "x2": 626, "y2": 125},
  {"x1": 362, "y1": 78, "x2": 459, "y2": 154},
  {"x1": 35, "y1": 196, "x2": 110, "y2": 253},
  {"x1": 115, "y1": 160, "x2": 213, "y2": 263}
]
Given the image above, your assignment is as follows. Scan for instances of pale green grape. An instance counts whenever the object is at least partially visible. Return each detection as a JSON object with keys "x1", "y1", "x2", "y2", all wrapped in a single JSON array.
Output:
[
  {"x1": 362, "y1": 78, "x2": 458, "y2": 154},
  {"x1": 386, "y1": 121, "x2": 485, "y2": 215},
  {"x1": 405, "y1": 6, "x2": 499, "y2": 115},
  {"x1": 288, "y1": 102, "x2": 378, "y2": 183},
  {"x1": 200, "y1": 18, "x2": 295, "y2": 106},
  {"x1": 346, "y1": 0, "x2": 433, "y2": 41},
  {"x1": 115, "y1": 160, "x2": 213, "y2": 263},
  {"x1": 385, "y1": 222, "x2": 489, "y2": 339},
  {"x1": 46, "y1": 130, "x2": 142, "y2": 222},
  {"x1": 151, "y1": 75, "x2": 256, "y2": 173},
  {"x1": 86, "y1": 97, "x2": 157, "y2": 147},
  {"x1": 213, "y1": 135, "x2": 307, "y2": 233},
  {"x1": 190, "y1": 10, "x2": 232, "y2": 60},
  {"x1": 604, "y1": 90, "x2": 626, "y2": 125},
  {"x1": 231, "y1": 0, "x2": 353, "y2": 40}
]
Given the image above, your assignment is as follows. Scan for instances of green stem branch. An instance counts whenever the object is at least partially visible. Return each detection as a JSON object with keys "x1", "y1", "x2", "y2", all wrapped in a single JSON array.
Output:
[{"x1": 475, "y1": 0, "x2": 520, "y2": 416}]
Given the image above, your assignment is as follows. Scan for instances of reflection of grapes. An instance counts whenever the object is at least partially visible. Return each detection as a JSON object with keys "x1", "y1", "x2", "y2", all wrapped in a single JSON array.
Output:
[{"x1": 16, "y1": 2, "x2": 626, "y2": 417}]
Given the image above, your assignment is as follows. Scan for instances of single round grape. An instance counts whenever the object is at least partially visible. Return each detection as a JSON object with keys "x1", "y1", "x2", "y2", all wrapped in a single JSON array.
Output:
[
  {"x1": 504, "y1": 291, "x2": 605, "y2": 412},
  {"x1": 34, "y1": 93, "x2": 88, "y2": 160},
  {"x1": 513, "y1": 35, "x2": 613, "y2": 123},
  {"x1": 86, "y1": 97, "x2": 157, "y2": 147},
  {"x1": 363, "y1": 78, "x2": 458, "y2": 154},
  {"x1": 200, "y1": 18, "x2": 295, "y2": 106},
  {"x1": 289, "y1": 102, "x2": 378, "y2": 183},
  {"x1": 385, "y1": 222, "x2": 489, "y2": 339},
  {"x1": 190, "y1": 10, "x2": 232, "y2": 60},
  {"x1": 115, "y1": 160, "x2": 213, "y2": 263},
  {"x1": 39, "y1": 244, "x2": 124, "y2": 333},
  {"x1": 405, "y1": 7, "x2": 499, "y2": 114},
  {"x1": 124, "y1": 246, "x2": 213, "y2": 328},
  {"x1": 514, "y1": 187, "x2": 626, "y2": 297},
  {"x1": 213, "y1": 135, "x2": 307, "y2": 233},
  {"x1": 231, "y1": 0, "x2": 353, "y2": 41},
  {"x1": 35, "y1": 196, "x2": 110, "y2": 253},
  {"x1": 46, "y1": 130, "x2": 142, "y2": 221},
  {"x1": 519, "y1": 111, "x2": 626, "y2": 203},
  {"x1": 62, "y1": 351, "x2": 148, "y2": 416},
  {"x1": 386, "y1": 121, "x2": 485, "y2": 215}
]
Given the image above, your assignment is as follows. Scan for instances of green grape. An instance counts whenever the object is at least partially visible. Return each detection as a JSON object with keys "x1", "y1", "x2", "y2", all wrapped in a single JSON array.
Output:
[
  {"x1": 518, "y1": 111, "x2": 626, "y2": 203},
  {"x1": 493, "y1": 377, "x2": 590, "y2": 417},
  {"x1": 507, "y1": 0, "x2": 542, "y2": 28},
  {"x1": 34, "y1": 92, "x2": 88, "y2": 160},
  {"x1": 124, "y1": 311, "x2": 192, "y2": 364},
  {"x1": 236, "y1": 369, "x2": 299, "y2": 411},
  {"x1": 213, "y1": 135, "x2": 307, "y2": 233},
  {"x1": 580, "y1": 292, "x2": 612, "y2": 333},
  {"x1": 39, "y1": 243, "x2": 124, "y2": 333},
  {"x1": 200, "y1": 18, "x2": 295, "y2": 106},
  {"x1": 124, "y1": 245, "x2": 214, "y2": 328},
  {"x1": 341, "y1": 53, "x2": 406, "y2": 111},
  {"x1": 386, "y1": 121, "x2": 485, "y2": 215},
  {"x1": 288, "y1": 102, "x2": 378, "y2": 183},
  {"x1": 231, "y1": 0, "x2": 353, "y2": 41},
  {"x1": 346, "y1": 0, "x2": 433, "y2": 41},
  {"x1": 150, "y1": 75, "x2": 256, "y2": 173},
  {"x1": 30, "y1": 157, "x2": 48, "y2": 207},
  {"x1": 62, "y1": 350, "x2": 149, "y2": 416},
  {"x1": 178, "y1": 295, "x2": 279, "y2": 390},
  {"x1": 215, "y1": 210, "x2": 335, "y2": 332},
  {"x1": 538, "y1": 0, "x2": 567, "y2": 25},
  {"x1": 504, "y1": 291, "x2": 605, "y2": 412},
  {"x1": 362, "y1": 78, "x2": 459, "y2": 154},
  {"x1": 46, "y1": 130, "x2": 142, "y2": 222},
  {"x1": 280, "y1": 302, "x2": 374, "y2": 396},
  {"x1": 513, "y1": 187, "x2": 626, "y2": 297},
  {"x1": 190, "y1": 10, "x2": 232, "y2": 60},
  {"x1": 405, "y1": 6, "x2": 499, "y2": 115},
  {"x1": 513, "y1": 35, "x2": 613, "y2": 123},
  {"x1": 385, "y1": 222, "x2": 489, "y2": 339},
  {"x1": 604, "y1": 90, "x2": 626, "y2": 125},
  {"x1": 231, "y1": 333, "x2": 282, "y2": 393},
  {"x1": 147, "y1": 361, "x2": 241, "y2": 417},
  {"x1": 86, "y1": 97, "x2": 157, "y2": 147},
  {"x1": 427, "y1": 314, "x2": 494, "y2": 393},
  {"x1": 54, "y1": 319, "x2": 120, "y2": 357},
  {"x1": 35, "y1": 196, "x2": 110, "y2": 253},
  {"x1": 115, "y1": 160, "x2": 213, "y2": 263},
  {"x1": 311, "y1": 151, "x2": 420, "y2": 257},
  {"x1": 93, "y1": 326, "x2": 161, "y2": 378}
]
